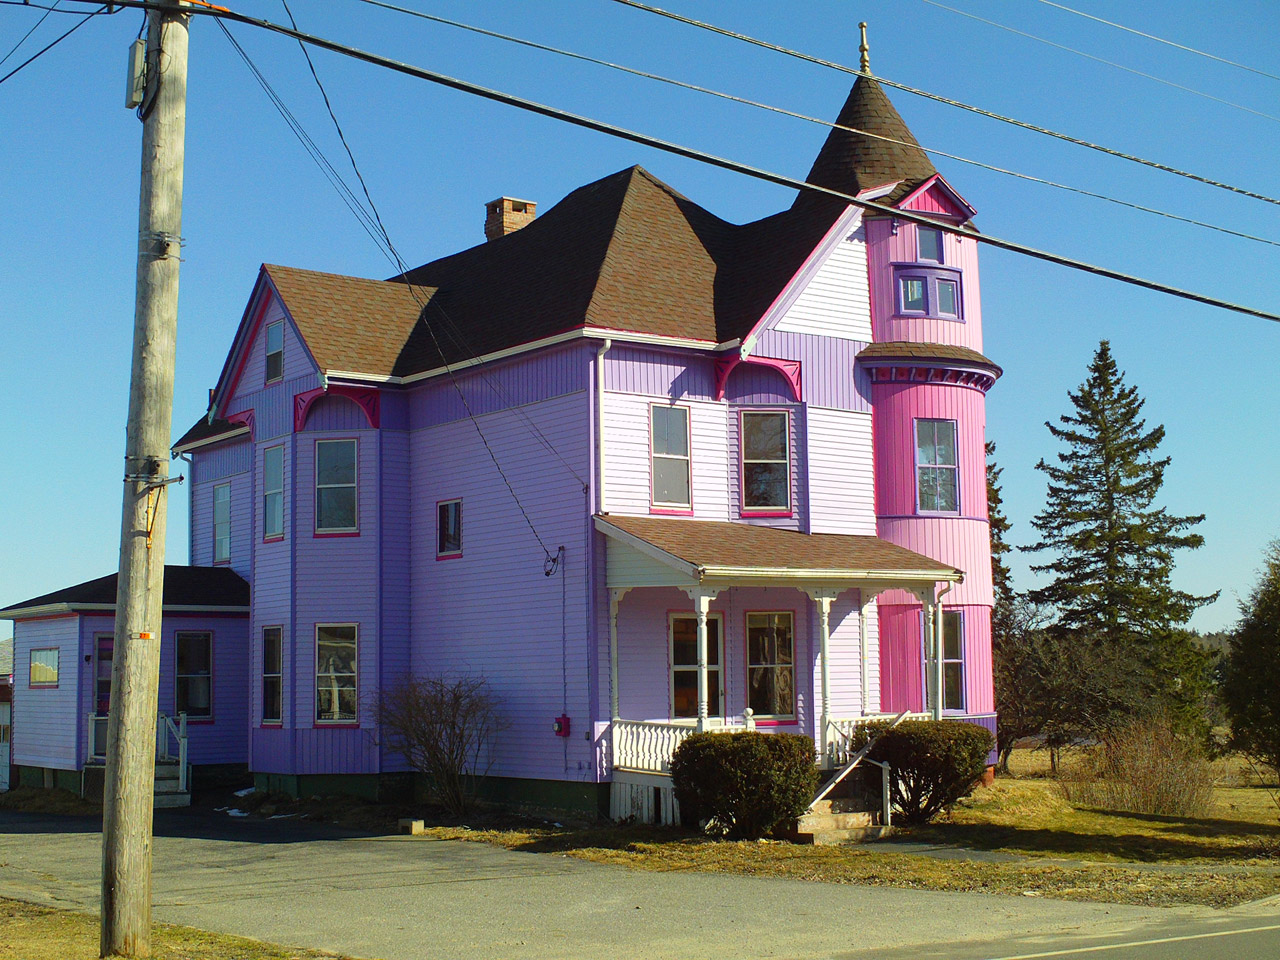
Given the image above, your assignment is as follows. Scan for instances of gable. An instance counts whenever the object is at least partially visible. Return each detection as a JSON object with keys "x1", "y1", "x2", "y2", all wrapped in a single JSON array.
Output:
[
  {"x1": 225, "y1": 292, "x2": 315, "y2": 411},
  {"x1": 769, "y1": 220, "x2": 871, "y2": 343},
  {"x1": 896, "y1": 174, "x2": 976, "y2": 222}
]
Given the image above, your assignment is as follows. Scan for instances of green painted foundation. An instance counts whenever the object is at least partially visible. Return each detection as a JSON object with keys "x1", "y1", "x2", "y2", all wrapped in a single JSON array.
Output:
[{"x1": 14, "y1": 765, "x2": 81, "y2": 793}]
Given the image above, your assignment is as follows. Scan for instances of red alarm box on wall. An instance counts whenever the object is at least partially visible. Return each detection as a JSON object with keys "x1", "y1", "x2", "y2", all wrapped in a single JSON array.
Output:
[{"x1": 553, "y1": 715, "x2": 571, "y2": 738}]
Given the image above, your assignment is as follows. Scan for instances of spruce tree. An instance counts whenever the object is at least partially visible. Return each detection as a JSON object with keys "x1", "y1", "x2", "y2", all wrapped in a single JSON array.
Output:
[
  {"x1": 986, "y1": 441, "x2": 1015, "y2": 619},
  {"x1": 1024, "y1": 340, "x2": 1216, "y2": 733},
  {"x1": 1222, "y1": 542, "x2": 1280, "y2": 774}
]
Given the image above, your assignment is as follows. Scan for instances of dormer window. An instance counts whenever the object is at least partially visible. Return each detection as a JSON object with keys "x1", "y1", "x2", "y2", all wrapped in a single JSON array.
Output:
[
  {"x1": 265, "y1": 321, "x2": 284, "y2": 383},
  {"x1": 917, "y1": 225, "x2": 943, "y2": 263}
]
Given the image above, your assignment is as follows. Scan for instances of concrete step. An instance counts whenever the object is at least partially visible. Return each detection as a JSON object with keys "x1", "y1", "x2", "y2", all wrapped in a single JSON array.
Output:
[
  {"x1": 808, "y1": 797, "x2": 871, "y2": 816},
  {"x1": 790, "y1": 825, "x2": 894, "y2": 845},
  {"x1": 153, "y1": 791, "x2": 191, "y2": 808},
  {"x1": 795, "y1": 810, "x2": 876, "y2": 832}
]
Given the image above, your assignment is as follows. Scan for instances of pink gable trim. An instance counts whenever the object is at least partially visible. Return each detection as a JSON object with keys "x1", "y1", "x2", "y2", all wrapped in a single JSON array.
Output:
[
  {"x1": 226, "y1": 408, "x2": 255, "y2": 438},
  {"x1": 294, "y1": 385, "x2": 381, "y2": 431},
  {"x1": 896, "y1": 174, "x2": 977, "y2": 222},
  {"x1": 714, "y1": 355, "x2": 802, "y2": 402}
]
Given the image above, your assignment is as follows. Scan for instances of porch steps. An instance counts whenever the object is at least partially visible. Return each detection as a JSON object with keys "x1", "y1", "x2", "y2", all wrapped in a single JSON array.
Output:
[
  {"x1": 153, "y1": 760, "x2": 190, "y2": 808},
  {"x1": 778, "y1": 798, "x2": 892, "y2": 845}
]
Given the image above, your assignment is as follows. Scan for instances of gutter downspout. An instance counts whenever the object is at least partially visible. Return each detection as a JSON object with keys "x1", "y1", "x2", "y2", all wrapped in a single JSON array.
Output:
[
  {"x1": 933, "y1": 582, "x2": 954, "y2": 721},
  {"x1": 595, "y1": 339, "x2": 611, "y2": 514}
]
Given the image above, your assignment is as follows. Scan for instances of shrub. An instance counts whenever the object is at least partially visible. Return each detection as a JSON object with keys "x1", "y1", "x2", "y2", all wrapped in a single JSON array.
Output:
[
  {"x1": 669, "y1": 732, "x2": 819, "y2": 839},
  {"x1": 851, "y1": 720, "x2": 994, "y2": 824},
  {"x1": 376, "y1": 675, "x2": 505, "y2": 816},
  {"x1": 1058, "y1": 713, "x2": 1215, "y2": 818}
]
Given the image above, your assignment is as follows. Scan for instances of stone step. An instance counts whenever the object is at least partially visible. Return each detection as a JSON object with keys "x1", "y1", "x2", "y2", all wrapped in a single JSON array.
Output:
[
  {"x1": 808, "y1": 797, "x2": 872, "y2": 817},
  {"x1": 795, "y1": 810, "x2": 876, "y2": 832},
  {"x1": 153, "y1": 791, "x2": 191, "y2": 809},
  {"x1": 790, "y1": 825, "x2": 894, "y2": 845}
]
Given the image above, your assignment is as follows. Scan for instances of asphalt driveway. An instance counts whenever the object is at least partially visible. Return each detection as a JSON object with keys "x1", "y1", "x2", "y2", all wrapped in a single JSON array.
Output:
[{"x1": 0, "y1": 808, "x2": 1276, "y2": 960}]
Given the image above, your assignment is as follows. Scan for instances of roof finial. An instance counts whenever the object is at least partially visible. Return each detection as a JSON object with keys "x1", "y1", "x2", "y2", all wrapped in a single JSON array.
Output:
[{"x1": 859, "y1": 22, "x2": 871, "y2": 74}]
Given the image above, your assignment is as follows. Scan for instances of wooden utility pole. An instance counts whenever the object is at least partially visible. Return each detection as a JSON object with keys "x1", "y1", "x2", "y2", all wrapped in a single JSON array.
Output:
[{"x1": 101, "y1": 3, "x2": 189, "y2": 956}]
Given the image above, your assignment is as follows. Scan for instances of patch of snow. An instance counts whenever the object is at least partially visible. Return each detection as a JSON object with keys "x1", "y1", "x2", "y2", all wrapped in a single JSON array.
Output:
[
  {"x1": 232, "y1": 787, "x2": 256, "y2": 798},
  {"x1": 227, "y1": 809, "x2": 249, "y2": 818}
]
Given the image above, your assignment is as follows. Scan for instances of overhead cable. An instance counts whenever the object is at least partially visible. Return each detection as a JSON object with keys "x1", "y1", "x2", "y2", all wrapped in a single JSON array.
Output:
[
  {"x1": 353, "y1": 0, "x2": 1280, "y2": 250},
  {"x1": 1035, "y1": 0, "x2": 1280, "y2": 84},
  {"x1": 605, "y1": 0, "x2": 1280, "y2": 208},
  {"x1": 0, "y1": 0, "x2": 61, "y2": 70},
  {"x1": 36, "y1": 0, "x2": 1280, "y2": 323},
  {"x1": 0, "y1": 3, "x2": 105, "y2": 87},
  {"x1": 920, "y1": 0, "x2": 1280, "y2": 124}
]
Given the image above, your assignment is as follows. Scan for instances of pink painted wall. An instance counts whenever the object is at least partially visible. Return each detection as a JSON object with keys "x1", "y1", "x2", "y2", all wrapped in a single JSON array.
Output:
[
  {"x1": 864, "y1": 218, "x2": 983, "y2": 351},
  {"x1": 877, "y1": 603, "x2": 992, "y2": 715}
]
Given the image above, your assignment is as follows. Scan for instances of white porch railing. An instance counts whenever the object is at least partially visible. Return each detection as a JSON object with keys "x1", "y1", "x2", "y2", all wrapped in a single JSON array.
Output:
[
  {"x1": 825, "y1": 712, "x2": 930, "y2": 767},
  {"x1": 612, "y1": 711, "x2": 756, "y2": 776},
  {"x1": 87, "y1": 712, "x2": 189, "y2": 793}
]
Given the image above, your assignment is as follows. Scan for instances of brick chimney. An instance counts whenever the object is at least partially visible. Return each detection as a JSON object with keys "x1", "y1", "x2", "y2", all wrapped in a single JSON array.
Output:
[{"x1": 485, "y1": 196, "x2": 536, "y2": 242}]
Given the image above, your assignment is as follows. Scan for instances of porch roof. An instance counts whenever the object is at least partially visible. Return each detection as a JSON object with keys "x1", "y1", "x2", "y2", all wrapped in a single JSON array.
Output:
[
  {"x1": 595, "y1": 515, "x2": 961, "y2": 588},
  {"x1": 0, "y1": 566, "x2": 250, "y2": 620}
]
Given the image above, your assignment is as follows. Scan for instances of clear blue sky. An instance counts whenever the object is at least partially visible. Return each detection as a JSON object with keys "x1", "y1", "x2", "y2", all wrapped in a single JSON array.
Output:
[{"x1": 2, "y1": 0, "x2": 1277, "y2": 638}]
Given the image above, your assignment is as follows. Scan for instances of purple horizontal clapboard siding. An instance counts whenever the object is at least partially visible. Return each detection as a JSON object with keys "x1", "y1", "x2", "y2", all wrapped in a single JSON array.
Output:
[
  {"x1": 11, "y1": 617, "x2": 82, "y2": 770},
  {"x1": 228, "y1": 371, "x2": 322, "y2": 443},
  {"x1": 379, "y1": 427, "x2": 413, "y2": 772},
  {"x1": 408, "y1": 342, "x2": 590, "y2": 429},
  {"x1": 408, "y1": 391, "x2": 594, "y2": 783}
]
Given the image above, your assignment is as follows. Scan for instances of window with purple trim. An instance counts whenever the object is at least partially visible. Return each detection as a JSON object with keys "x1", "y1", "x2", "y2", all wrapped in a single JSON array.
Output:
[
  {"x1": 316, "y1": 624, "x2": 357, "y2": 723},
  {"x1": 437, "y1": 499, "x2": 462, "y2": 557},
  {"x1": 315, "y1": 439, "x2": 357, "y2": 533},
  {"x1": 896, "y1": 268, "x2": 963, "y2": 320},
  {"x1": 651, "y1": 405, "x2": 691, "y2": 508},
  {"x1": 741, "y1": 411, "x2": 790, "y2": 511},
  {"x1": 747, "y1": 612, "x2": 794, "y2": 719},
  {"x1": 942, "y1": 610, "x2": 965, "y2": 712},
  {"x1": 265, "y1": 321, "x2": 284, "y2": 382},
  {"x1": 262, "y1": 626, "x2": 282, "y2": 723},
  {"x1": 263, "y1": 446, "x2": 284, "y2": 539},
  {"x1": 176, "y1": 631, "x2": 212, "y2": 718},
  {"x1": 916, "y1": 419, "x2": 958, "y2": 513},
  {"x1": 213, "y1": 482, "x2": 230, "y2": 563}
]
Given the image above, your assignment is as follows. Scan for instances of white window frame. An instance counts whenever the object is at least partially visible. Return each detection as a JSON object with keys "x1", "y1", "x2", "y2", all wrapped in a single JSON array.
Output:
[
  {"x1": 175, "y1": 631, "x2": 213, "y2": 719},
  {"x1": 437, "y1": 498, "x2": 462, "y2": 558},
  {"x1": 915, "y1": 418, "x2": 960, "y2": 515},
  {"x1": 740, "y1": 409, "x2": 791, "y2": 513},
  {"x1": 315, "y1": 438, "x2": 358, "y2": 534},
  {"x1": 213, "y1": 482, "x2": 231, "y2": 563},
  {"x1": 29, "y1": 648, "x2": 59, "y2": 688},
  {"x1": 262, "y1": 625, "x2": 283, "y2": 724},
  {"x1": 263, "y1": 445, "x2": 284, "y2": 540},
  {"x1": 668, "y1": 612, "x2": 725, "y2": 723},
  {"x1": 315, "y1": 623, "x2": 358, "y2": 725},
  {"x1": 942, "y1": 610, "x2": 966, "y2": 713},
  {"x1": 265, "y1": 320, "x2": 284, "y2": 383},
  {"x1": 650, "y1": 403, "x2": 692, "y2": 510},
  {"x1": 746, "y1": 611, "x2": 796, "y2": 720}
]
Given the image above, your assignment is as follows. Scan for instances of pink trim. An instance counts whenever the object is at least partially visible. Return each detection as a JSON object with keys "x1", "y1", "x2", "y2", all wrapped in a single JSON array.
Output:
[
  {"x1": 895, "y1": 173, "x2": 977, "y2": 221},
  {"x1": 294, "y1": 385, "x2": 380, "y2": 432},
  {"x1": 216, "y1": 285, "x2": 273, "y2": 417},
  {"x1": 742, "y1": 609, "x2": 799, "y2": 722},
  {"x1": 259, "y1": 722, "x2": 283, "y2": 729},
  {"x1": 740, "y1": 510, "x2": 794, "y2": 518},
  {"x1": 262, "y1": 535, "x2": 285, "y2": 544},
  {"x1": 313, "y1": 531, "x2": 361, "y2": 539},
  {"x1": 650, "y1": 507, "x2": 694, "y2": 517},
  {"x1": 436, "y1": 497, "x2": 463, "y2": 558},
  {"x1": 753, "y1": 719, "x2": 799, "y2": 727},
  {"x1": 226, "y1": 408, "x2": 255, "y2": 438},
  {"x1": 314, "y1": 723, "x2": 362, "y2": 729},
  {"x1": 737, "y1": 408, "x2": 793, "y2": 517},
  {"x1": 648, "y1": 402, "x2": 693, "y2": 512},
  {"x1": 715, "y1": 355, "x2": 802, "y2": 402}
]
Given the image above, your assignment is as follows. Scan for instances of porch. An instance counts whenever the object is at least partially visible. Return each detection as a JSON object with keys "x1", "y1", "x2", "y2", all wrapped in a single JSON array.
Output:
[
  {"x1": 85, "y1": 712, "x2": 192, "y2": 807},
  {"x1": 595, "y1": 515, "x2": 968, "y2": 825}
]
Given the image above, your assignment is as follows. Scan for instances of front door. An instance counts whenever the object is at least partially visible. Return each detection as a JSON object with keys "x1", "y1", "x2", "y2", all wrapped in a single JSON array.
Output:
[{"x1": 670, "y1": 613, "x2": 725, "y2": 721}]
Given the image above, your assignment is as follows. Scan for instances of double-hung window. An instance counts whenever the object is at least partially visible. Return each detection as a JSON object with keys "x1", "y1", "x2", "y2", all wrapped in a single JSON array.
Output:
[
  {"x1": 741, "y1": 411, "x2": 790, "y2": 512},
  {"x1": 747, "y1": 612, "x2": 795, "y2": 719},
  {"x1": 942, "y1": 611, "x2": 965, "y2": 712},
  {"x1": 437, "y1": 499, "x2": 462, "y2": 557},
  {"x1": 263, "y1": 446, "x2": 284, "y2": 539},
  {"x1": 262, "y1": 626, "x2": 282, "y2": 724},
  {"x1": 315, "y1": 439, "x2": 357, "y2": 533},
  {"x1": 651, "y1": 405, "x2": 691, "y2": 509},
  {"x1": 670, "y1": 614, "x2": 722, "y2": 720},
  {"x1": 916, "y1": 419, "x2": 959, "y2": 513},
  {"x1": 175, "y1": 631, "x2": 212, "y2": 718},
  {"x1": 316, "y1": 624, "x2": 357, "y2": 723},
  {"x1": 265, "y1": 321, "x2": 284, "y2": 382},
  {"x1": 213, "y1": 482, "x2": 230, "y2": 563}
]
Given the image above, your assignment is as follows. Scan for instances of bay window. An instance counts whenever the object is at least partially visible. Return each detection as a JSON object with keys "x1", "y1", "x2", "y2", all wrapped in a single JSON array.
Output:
[
  {"x1": 316, "y1": 624, "x2": 357, "y2": 723},
  {"x1": 315, "y1": 439, "x2": 357, "y2": 533}
]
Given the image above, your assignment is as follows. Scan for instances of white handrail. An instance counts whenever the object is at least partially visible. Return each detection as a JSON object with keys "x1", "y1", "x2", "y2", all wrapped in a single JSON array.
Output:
[
  {"x1": 611, "y1": 714, "x2": 758, "y2": 775},
  {"x1": 810, "y1": 710, "x2": 912, "y2": 813}
]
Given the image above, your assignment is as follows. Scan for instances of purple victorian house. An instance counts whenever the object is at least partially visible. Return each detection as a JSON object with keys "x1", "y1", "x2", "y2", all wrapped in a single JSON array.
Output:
[{"x1": 3, "y1": 78, "x2": 999, "y2": 819}]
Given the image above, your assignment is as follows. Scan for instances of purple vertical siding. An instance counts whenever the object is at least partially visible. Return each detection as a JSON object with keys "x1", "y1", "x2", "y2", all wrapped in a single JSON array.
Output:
[
  {"x1": 722, "y1": 364, "x2": 794, "y2": 404},
  {"x1": 408, "y1": 342, "x2": 591, "y2": 428},
  {"x1": 612, "y1": 586, "x2": 814, "y2": 735},
  {"x1": 230, "y1": 296, "x2": 315, "y2": 406},
  {"x1": 602, "y1": 345, "x2": 716, "y2": 400},
  {"x1": 11, "y1": 616, "x2": 82, "y2": 770},
  {"x1": 752, "y1": 329, "x2": 872, "y2": 413},
  {"x1": 408, "y1": 391, "x2": 593, "y2": 783},
  {"x1": 300, "y1": 394, "x2": 371, "y2": 432}
]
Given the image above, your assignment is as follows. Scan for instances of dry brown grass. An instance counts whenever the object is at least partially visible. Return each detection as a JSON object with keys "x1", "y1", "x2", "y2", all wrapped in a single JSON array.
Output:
[{"x1": 0, "y1": 899, "x2": 361, "y2": 960}]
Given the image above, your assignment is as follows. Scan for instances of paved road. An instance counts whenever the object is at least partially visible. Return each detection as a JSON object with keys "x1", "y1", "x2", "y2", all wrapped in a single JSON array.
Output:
[{"x1": 1, "y1": 809, "x2": 1277, "y2": 960}]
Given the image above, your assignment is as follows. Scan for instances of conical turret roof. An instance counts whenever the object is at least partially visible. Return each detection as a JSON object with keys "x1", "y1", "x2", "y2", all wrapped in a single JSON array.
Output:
[{"x1": 795, "y1": 76, "x2": 937, "y2": 206}]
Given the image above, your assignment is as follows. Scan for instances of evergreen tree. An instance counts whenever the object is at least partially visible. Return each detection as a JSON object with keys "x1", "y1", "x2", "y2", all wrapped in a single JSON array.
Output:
[
  {"x1": 1222, "y1": 542, "x2": 1280, "y2": 774},
  {"x1": 986, "y1": 441, "x2": 1015, "y2": 618},
  {"x1": 1024, "y1": 340, "x2": 1216, "y2": 734}
]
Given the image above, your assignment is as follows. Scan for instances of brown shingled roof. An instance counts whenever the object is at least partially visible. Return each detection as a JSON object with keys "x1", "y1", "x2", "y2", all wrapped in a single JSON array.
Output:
[
  {"x1": 172, "y1": 416, "x2": 248, "y2": 452},
  {"x1": 597, "y1": 515, "x2": 961, "y2": 579},
  {"x1": 858, "y1": 341, "x2": 1002, "y2": 377}
]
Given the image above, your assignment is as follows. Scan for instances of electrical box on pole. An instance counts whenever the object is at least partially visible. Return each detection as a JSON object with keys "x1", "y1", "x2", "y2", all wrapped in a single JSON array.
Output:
[{"x1": 125, "y1": 38, "x2": 146, "y2": 109}]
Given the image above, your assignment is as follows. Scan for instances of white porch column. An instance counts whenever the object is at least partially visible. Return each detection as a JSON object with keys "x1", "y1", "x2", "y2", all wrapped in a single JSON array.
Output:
[
  {"x1": 858, "y1": 590, "x2": 877, "y2": 716},
  {"x1": 805, "y1": 588, "x2": 839, "y2": 760},
  {"x1": 682, "y1": 588, "x2": 718, "y2": 732},
  {"x1": 922, "y1": 592, "x2": 941, "y2": 721},
  {"x1": 608, "y1": 588, "x2": 628, "y2": 722}
]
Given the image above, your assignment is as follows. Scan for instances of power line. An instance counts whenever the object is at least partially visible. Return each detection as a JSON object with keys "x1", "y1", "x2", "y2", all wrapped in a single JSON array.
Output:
[
  {"x1": 1035, "y1": 0, "x2": 1280, "y2": 84},
  {"x1": 0, "y1": 3, "x2": 105, "y2": 87},
  {"x1": 353, "y1": 0, "x2": 1280, "y2": 250},
  {"x1": 0, "y1": 0, "x2": 61, "y2": 70},
  {"x1": 31, "y1": 0, "x2": 1280, "y2": 324},
  {"x1": 605, "y1": 0, "x2": 1280, "y2": 208},
  {"x1": 919, "y1": 0, "x2": 1280, "y2": 125}
]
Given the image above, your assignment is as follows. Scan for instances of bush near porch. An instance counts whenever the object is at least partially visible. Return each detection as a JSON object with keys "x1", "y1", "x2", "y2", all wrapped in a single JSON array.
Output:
[{"x1": 670, "y1": 731, "x2": 818, "y2": 839}]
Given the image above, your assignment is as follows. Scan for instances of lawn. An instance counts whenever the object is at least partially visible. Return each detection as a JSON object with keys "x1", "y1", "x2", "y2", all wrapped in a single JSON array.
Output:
[{"x1": 0, "y1": 899, "x2": 361, "y2": 960}]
